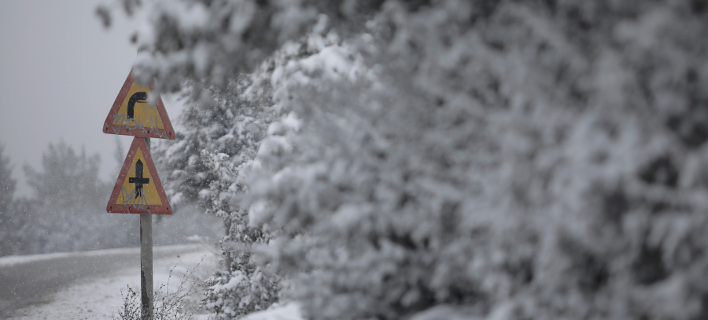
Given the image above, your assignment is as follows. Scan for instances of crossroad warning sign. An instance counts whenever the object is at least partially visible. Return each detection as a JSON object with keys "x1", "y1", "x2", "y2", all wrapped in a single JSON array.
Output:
[
  {"x1": 107, "y1": 137, "x2": 172, "y2": 214},
  {"x1": 103, "y1": 70, "x2": 175, "y2": 139}
]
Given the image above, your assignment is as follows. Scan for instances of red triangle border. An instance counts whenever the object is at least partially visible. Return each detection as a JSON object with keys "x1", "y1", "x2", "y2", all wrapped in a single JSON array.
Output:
[
  {"x1": 102, "y1": 70, "x2": 175, "y2": 140},
  {"x1": 107, "y1": 137, "x2": 172, "y2": 214}
]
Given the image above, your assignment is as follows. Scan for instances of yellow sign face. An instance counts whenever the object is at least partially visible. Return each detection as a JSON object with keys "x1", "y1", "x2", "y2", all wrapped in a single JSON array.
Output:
[
  {"x1": 103, "y1": 70, "x2": 175, "y2": 140},
  {"x1": 115, "y1": 148, "x2": 163, "y2": 206},
  {"x1": 107, "y1": 137, "x2": 171, "y2": 214},
  {"x1": 112, "y1": 81, "x2": 165, "y2": 130}
]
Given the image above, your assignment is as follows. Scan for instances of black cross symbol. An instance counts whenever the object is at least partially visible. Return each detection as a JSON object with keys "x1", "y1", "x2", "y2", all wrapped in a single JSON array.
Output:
[{"x1": 128, "y1": 159, "x2": 150, "y2": 199}]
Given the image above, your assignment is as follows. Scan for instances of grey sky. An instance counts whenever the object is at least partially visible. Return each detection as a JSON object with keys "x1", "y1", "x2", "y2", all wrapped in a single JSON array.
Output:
[{"x1": 0, "y1": 1, "x2": 182, "y2": 197}]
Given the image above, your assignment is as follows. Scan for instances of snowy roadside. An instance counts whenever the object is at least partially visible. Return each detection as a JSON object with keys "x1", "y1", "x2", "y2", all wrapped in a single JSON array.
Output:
[
  {"x1": 1, "y1": 244, "x2": 303, "y2": 320},
  {"x1": 0, "y1": 244, "x2": 201, "y2": 268},
  {"x1": 241, "y1": 303, "x2": 302, "y2": 320},
  {"x1": 3, "y1": 245, "x2": 217, "y2": 320}
]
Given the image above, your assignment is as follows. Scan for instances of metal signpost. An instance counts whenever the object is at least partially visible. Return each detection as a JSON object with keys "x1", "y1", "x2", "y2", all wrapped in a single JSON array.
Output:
[{"x1": 104, "y1": 69, "x2": 175, "y2": 320}]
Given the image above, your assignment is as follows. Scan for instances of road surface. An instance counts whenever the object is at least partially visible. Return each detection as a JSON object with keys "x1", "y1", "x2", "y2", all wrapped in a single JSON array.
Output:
[{"x1": 0, "y1": 244, "x2": 205, "y2": 319}]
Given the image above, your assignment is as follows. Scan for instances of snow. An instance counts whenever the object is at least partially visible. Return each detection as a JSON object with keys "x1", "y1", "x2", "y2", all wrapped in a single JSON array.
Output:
[
  {"x1": 2, "y1": 243, "x2": 304, "y2": 320},
  {"x1": 0, "y1": 245, "x2": 191, "y2": 268},
  {"x1": 242, "y1": 303, "x2": 302, "y2": 320},
  {"x1": 211, "y1": 270, "x2": 246, "y2": 292},
  {"x1": 4, "y1": 245, "x2": 216, "y2": 320},
  {"x1": 113, "y1": 1, "x2": 708, "y2": 319}
]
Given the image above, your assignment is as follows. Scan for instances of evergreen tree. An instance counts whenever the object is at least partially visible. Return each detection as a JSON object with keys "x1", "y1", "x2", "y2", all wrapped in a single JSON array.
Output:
[
  {"x1": 0, "y1": 144, "x2": 20, "y2": 256},
  {"x1": 0, "y1": 144, "x2": 14, "y2": 216},
  {"x1": 24, "y1": 141, "x2": 131, "y2": 253},
  {"x1": 1, "y1": 198, "x2": 39, "y2": 256},
  {"x1": 155, "y1": 75, "x2": 280, "y2": 318},
  {"x1": 107, "y1": 1, "x2": 708, "y2": 319}
]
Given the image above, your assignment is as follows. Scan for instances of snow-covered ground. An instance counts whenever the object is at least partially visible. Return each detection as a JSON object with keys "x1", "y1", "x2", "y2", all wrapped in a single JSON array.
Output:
[
  {"x1": 1, "y1": 244, "x2": 303, "y2": 320},
  {"x1": 242, "y1": 303, "x2": 302, "y2": 320},
  {"x1": 2, "y1": 245, "x2": 215, "y2": 319}
]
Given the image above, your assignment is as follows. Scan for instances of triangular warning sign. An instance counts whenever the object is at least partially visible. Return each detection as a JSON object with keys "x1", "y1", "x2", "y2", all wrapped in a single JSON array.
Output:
[
  {"x1": 103, "y1": 70, "x2": 175, "y2": 140},
  {"x1": 107, "y1": 137, "x2": 172, "y2": 214}
]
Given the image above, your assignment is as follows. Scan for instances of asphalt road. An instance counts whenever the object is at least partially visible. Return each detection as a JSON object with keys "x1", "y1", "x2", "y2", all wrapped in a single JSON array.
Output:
[{"x1": 0, "y1": 244, "x2": 201, "y2": 318}]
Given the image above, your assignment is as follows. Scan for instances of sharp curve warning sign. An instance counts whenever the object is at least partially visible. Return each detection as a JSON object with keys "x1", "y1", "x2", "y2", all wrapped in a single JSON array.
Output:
[
  {"x1": 103, "y1": 70, "x2": 175, "y2": 140},
  {"x1": 107, "y1": 137, "x2": 172, "y2": 214}
]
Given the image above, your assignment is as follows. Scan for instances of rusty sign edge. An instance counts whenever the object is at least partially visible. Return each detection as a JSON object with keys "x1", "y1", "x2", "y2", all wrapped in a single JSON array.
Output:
[
  {"x1": 107, "y1": 137, "x2": 172, "y2": 215},
  {"x1": 102, "y1": 70, "x2": 175, "y2": 140}
]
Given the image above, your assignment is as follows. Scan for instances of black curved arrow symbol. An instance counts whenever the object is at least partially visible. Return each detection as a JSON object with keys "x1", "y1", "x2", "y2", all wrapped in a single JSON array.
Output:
[{"x1": 127, "y1": 92, "x2": 148, "y2": 119}]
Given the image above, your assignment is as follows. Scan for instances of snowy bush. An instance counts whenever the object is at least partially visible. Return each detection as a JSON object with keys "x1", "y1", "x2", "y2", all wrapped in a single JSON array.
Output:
[
  {"x1": 154, "y1": 72, "x2": 281, "y2": 317},
  {"x1": 109, "y1": 0, "x2": 708, "y2": 319},
  {"x1": 197, "y1": 73, "x2": 281, "y2": 318},
  {"x1": 115, "y1": 262, "x2": 205, "y2": 320}
]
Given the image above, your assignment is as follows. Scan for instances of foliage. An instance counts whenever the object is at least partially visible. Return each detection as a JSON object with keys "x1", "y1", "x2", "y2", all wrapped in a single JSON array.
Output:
[
  {"x1": 19, "y1": 141, "x2": 134, "y2": 254},
  {"x1": 0, "y1": 145, "x2": 14, "y2": 214},
  {"x1": 0, "y1": 144, "x2": 21, "y2": 256},
  {"x1": 155, "y1": 76, "x2": 272, "y2": 207},
  {"x1": 0, "y1": 198, "x2": 38, "y2": 256},
  {"x1": 25, "y1": 142, "x2": 104, "y2": 208},
  {"x1": 110, "y1": 0, "x2": 708, "y2": 319},
  {"x1": 155, "y1": 69, "x2": 280, "y2": 318},
  {"x1": 115, "y1": 262, "x2": 207, "y2": 320},
  {"x1": 1, "y1": 141, "x2": 138, "y2": 256},
  {"x1": 194, "y1": 73, "x2": 280, "y2": 319}
]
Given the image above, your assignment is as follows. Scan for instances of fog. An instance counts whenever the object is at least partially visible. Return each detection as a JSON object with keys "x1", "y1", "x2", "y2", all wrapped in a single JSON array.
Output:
[{"x1": 0, "y1": 0, "x2": 181, "y2": 197}]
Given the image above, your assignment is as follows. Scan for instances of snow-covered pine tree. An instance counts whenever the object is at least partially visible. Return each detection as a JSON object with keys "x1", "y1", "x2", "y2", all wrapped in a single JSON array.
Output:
[
  {"x1": 153, "y1": 72, "x2": 280, "y2": 317},
  {"x1": 250, "y1": 2, "x2": 708, "y2": 319},
  {"x1": 23, "y1": 142, "x2": 130, "y2": 253},
  {"x1": 155, "y1": 75, "x2": 272, "y2": 208},
  {"x1": 192, "y1": 74, "x2": 281, "y2": 318},
  {"x1": 153, "y1": 97, "x2": 218, "y2": 208},
  {"x1": 0, "y1": 145, "x2": 44, "y2": 257},
  {"x1": 0, "y1": 145, "x2": 14, "y2": 217},
  {"x1": 107, "y1": 0, "x2": 708, "y2": 319},
  {"x1": 0, "y1": 144, "x2": 19, "y2": 256},
  {"x1": 1, "y1": 198, "x2": 37, "y2": 256}
]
